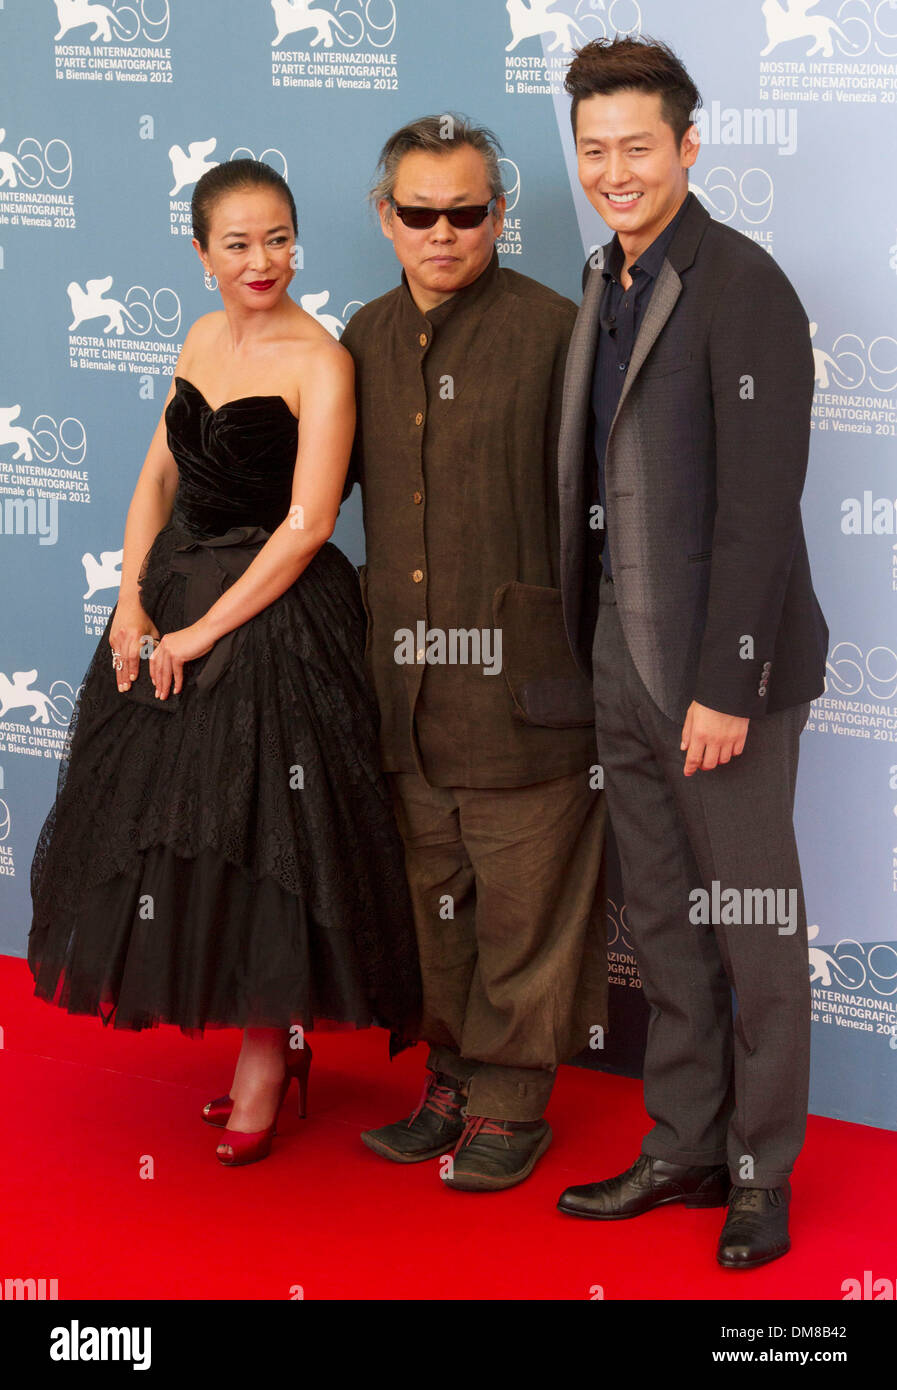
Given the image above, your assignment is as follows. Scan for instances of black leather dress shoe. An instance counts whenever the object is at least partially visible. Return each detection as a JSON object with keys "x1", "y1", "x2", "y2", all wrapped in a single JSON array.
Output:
[
  {"x1": 442, "y1": 1116, "x2": 552, "y2": 1191},
  {"x1": 717, "y1": 1182, "x2": 791, "y2": 1269},
  {"x1": 360, "y1": 1071, "x2": 466, "y2": 1162},
  {"x1": 557, "y1": 1153, "x2": 730, "y2": 1220}
]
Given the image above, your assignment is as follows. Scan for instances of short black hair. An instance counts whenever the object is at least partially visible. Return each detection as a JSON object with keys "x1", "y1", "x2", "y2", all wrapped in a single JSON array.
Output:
[{"x1": 565, "y1": 35, "x2": 702, "y2": 145}]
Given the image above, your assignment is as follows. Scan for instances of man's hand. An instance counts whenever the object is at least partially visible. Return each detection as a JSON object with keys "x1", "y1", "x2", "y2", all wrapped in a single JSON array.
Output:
[{"x1": 680, "y1": 700, "x2": 749, "y2": 777}]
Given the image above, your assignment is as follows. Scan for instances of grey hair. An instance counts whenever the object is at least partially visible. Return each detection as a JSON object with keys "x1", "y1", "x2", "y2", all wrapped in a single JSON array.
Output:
[{"x1": 369, "y1": 113, "x2": 505, "y2": 214}]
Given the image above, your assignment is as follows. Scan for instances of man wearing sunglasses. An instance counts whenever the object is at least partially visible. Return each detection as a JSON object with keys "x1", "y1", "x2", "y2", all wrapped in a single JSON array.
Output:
[{"x1": 340, "y1": 114, "x2": 607, "y2": 1192}]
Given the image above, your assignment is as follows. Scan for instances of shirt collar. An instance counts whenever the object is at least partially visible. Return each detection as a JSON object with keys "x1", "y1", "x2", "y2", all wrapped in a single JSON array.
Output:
[
  {"x1": 604, "y1": 192, "x2": 693, "y2": 285},
  {"x1": 398, "y1": 245, "x2": 501, "y2": 330}
]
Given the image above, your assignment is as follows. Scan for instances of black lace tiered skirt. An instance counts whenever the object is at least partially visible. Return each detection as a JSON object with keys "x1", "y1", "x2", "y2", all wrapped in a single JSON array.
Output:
[{"x1": 28, "y1": 523, "x2": 421, "y2": 1039}]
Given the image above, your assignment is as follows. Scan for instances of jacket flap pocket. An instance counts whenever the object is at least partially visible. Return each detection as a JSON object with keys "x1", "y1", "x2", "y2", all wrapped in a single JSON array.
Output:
[
  {"x1": 493, "y1": 581, "x2": 594, "y2": 728},
  {"x1": 640, "y1": 350, "x2": 694, "y2": 379}
]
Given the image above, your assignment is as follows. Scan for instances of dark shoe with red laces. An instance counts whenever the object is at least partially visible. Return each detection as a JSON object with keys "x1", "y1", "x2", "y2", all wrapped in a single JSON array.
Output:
[
  {"x1": 557, "y1": 1153, "x2": 730, "y2": 1219},
  {"x1": 441, "y1": 1115, "x2": 552, "y2": 1191},
  {"x1": 717, "y1": 1182, "x2": 791, "y2": 1269},
  {"x1": 360, "y1": 1071, "x2": 466, "y2": 1163}
]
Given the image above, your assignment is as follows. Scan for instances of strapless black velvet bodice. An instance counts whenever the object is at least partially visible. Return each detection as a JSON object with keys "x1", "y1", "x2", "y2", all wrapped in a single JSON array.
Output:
[
  {"x1": 165, "y1": 377, "x2": 298, "y2": 537},
  {"x1": 29, "y1": 376, "x2": 422, "y2": 1039}
]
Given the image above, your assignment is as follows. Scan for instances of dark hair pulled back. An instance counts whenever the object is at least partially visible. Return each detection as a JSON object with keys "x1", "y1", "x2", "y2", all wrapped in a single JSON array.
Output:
[{"x1": 191, "y1": 158, "x2": 298, "y2": 249}]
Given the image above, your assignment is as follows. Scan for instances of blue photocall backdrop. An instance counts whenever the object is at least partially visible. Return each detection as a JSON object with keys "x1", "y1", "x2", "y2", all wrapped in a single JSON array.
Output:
[{"x1": 1, "y1": 0, "x2": 895, "y2": 1129}]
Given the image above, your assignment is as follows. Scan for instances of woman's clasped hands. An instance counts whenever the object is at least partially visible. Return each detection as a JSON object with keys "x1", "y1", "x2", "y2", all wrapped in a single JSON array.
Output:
[{"x1": 110, "y1": 599, "x2": 214, "y2": 699}]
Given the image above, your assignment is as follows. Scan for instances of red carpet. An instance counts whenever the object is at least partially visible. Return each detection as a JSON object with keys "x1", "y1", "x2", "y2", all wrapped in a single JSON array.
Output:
[{"x1": 2, "y1": 952, "x2": 894, "y2": 1301}]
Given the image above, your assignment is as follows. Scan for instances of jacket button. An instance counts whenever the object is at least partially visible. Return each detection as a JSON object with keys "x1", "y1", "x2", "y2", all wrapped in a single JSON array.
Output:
[
  {"x1": 412, "y1": 569, "x2": 423, "y2": 583},
  {"x1": 419, "y1": 333, "x2": 427, "y2": 347},
  {"x1": 415, "y1": 411, "x2": 424, "y2": 425},
  {"x1": 412, "y1": 491, "x2": 422, "y2": 504}
]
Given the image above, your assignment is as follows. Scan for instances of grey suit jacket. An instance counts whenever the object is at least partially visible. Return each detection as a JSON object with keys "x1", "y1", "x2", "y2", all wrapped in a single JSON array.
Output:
[{"x1": 558, "y1": 192, "x2": 828, "y2": 723}]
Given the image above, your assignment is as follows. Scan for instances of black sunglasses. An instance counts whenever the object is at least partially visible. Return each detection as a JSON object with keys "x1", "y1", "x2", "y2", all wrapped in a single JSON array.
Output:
[{"x1": 389, "y1": 196, "x2": 498, "y2": 230}]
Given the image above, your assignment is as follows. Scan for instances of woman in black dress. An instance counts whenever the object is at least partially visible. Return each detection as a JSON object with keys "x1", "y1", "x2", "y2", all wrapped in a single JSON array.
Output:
[{"x1": 28, "y1": 159, "x2": 421, "y2": 1165}]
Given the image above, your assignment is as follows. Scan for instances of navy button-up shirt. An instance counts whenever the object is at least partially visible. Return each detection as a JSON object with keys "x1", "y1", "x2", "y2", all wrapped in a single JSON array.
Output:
[{"x1": 591, "y1": 194, "x2": 690, "y2": 578}]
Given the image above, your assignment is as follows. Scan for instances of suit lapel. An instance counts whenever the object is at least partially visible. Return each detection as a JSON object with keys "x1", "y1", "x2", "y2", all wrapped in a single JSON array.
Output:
[
  {"x1": 608, "y1": 259, "x2": 683, "y2": 439},
  {"x1": 557, "y1": 259, "x2": 605, "y2": 497},
  {"x1": 605, "y1": 191, "x2": 710, "y2": 443}
]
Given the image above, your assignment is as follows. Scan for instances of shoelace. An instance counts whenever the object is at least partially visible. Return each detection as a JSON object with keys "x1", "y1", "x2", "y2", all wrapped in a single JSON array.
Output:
[
  {"x1": 730, "y1": 1187, "x2": 780, "y2": 1211},
  {"x1": 453, "y1": 1115, "x2": 515, "y2": 1155},
  {"x1": 407, "y1": 1078, "x2": 462, "y2": 1127}
]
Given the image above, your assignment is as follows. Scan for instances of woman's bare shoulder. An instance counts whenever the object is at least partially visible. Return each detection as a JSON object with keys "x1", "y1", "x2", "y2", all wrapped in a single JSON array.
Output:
[
  {"x1": 284, "y1": 311, "x2": 354, "y2": 380},
  {"x1": 177, "y1": 312, "x2": 225, "y2": 369},
  {"x1": 182, "y1": 311, "x2": 225, "y2": 347}
]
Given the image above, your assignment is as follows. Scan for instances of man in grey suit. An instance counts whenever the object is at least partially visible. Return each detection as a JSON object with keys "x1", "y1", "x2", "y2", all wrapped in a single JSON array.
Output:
[{"x1": 554, "y1": 37, "x2": 828, "y2": 1268}]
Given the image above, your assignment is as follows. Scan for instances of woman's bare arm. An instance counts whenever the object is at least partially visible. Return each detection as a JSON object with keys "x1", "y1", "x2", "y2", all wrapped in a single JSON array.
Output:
[
  {"x1": 111, "y1": 361, "x2": 183, "y2": 689},
  {"x1": 117, "y1": 379, "x2": 180, "y2": 608}
]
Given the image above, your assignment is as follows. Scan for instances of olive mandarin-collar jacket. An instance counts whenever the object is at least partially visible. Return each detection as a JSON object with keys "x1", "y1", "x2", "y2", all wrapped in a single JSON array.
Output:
[{"x1": 340, "y1": 248, "x2": 597, "y2": 788}]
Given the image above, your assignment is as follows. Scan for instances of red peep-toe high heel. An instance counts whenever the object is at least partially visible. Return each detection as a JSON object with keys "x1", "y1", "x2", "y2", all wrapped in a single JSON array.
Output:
[
  {"x1": 215, "y1": 1120, "x2": 277, "y2": 1167},
  {"x1": 202, "y1": 1043, "x2": 312, "y2": 1130},
  {"x1": 214, "y1": 1046, "x2": 313, "y2": 1167}
]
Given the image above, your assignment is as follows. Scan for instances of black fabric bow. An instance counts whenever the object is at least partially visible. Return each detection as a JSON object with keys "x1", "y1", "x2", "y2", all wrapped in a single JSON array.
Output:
[{"x1": 170, "y1": 524, "x2": 271, "y2": 692}]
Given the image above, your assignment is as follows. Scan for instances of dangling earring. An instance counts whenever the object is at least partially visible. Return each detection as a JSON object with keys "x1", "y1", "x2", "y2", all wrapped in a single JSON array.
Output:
[{"x1": 204, "y1": 269, "x2": 216, "y2": 291}]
